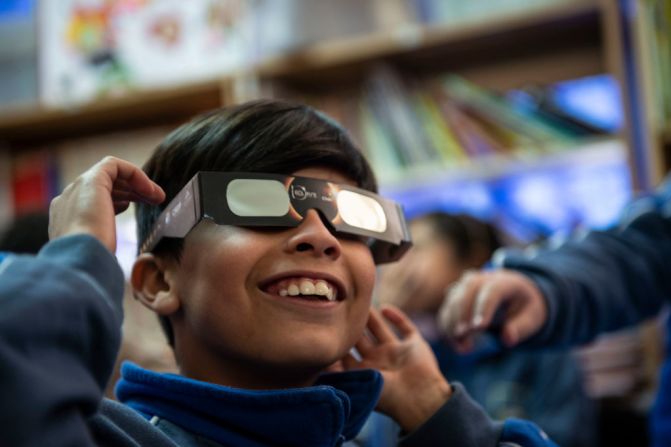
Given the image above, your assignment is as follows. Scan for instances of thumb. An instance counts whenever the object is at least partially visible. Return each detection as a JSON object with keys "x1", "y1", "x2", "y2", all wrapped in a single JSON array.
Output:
[{"x1": 500, "y1": 311, "x2": 540, "y2": 347}]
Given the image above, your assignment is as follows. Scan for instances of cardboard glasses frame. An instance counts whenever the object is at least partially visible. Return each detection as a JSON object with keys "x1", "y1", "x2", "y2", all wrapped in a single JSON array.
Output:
[{"x1": 141, "y1": 172, "x2": 412, "y2": 264}]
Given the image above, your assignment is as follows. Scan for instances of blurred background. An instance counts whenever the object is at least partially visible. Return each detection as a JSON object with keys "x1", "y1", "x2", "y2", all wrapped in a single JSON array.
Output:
[{"x1": 0, "y1": 1, "x2": 669, "y2": 446}]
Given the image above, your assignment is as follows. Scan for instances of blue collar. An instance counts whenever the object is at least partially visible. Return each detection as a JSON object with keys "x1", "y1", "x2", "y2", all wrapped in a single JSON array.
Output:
[{"x1": 116, "y1": 362, "x2": 382, "y2": 447}]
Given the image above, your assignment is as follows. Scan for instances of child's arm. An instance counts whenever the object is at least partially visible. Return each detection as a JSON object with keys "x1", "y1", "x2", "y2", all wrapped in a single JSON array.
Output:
[
  {"x1": 0, "y1": 157, "x2": 164, "y2": 446},
  {"x1": 342, "y1": 305, "x2": 558, "y2": 446}
]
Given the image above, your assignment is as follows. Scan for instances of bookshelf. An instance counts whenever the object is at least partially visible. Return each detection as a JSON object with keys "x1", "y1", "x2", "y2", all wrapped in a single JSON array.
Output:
[
  {"x1": 0, "y1": 0, "x2": 620, "y2": 142},
  {"x1": 0, "y1": 0, "x2": 650, "y2": 218},
  {"x1": 630, "y1": 0, "x2": 671, "y2": 186},
  {"x1": 379, "y1": 138, "x2": 627, "y2": 188},
  {"x1": 254, "y1": 0, "x2": 605, "y2": 90},
  {"x1": 246, "y1": 0, "x2": 638, "y2": 194}
]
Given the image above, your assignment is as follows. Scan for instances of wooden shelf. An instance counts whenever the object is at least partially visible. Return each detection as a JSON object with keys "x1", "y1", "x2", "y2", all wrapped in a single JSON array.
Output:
[
  {"x1": 380, "y1": 137, "x2": 628, "y2": 189},
  {"x1": 0, "y1": 80, "x2": 226, "y2": 147},
  {"x1": 256, "y1": 0, "x2": 602, "y2": 88},
  {"x1": 0, "y1": 0, "x2": 604, "y2": 147}
]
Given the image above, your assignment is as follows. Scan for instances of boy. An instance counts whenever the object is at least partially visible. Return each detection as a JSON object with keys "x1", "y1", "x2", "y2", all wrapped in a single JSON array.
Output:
[{"x1": 0, "y1": 99, "x2": 555, "y2": 446}]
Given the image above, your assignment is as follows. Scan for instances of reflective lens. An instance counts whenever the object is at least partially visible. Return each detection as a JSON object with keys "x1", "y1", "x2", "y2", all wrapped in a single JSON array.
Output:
[
  {"x1": 226, "y1": 179, "x2": 290, "y2": 216},
  {"x1": 337, "y1": 190, "x2": 387, "y2": 233}
]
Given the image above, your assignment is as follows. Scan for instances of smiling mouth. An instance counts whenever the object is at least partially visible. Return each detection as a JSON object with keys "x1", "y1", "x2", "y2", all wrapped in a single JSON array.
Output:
[{"x1": 264, "y1": 277, "x2": 340, "y2": 302}]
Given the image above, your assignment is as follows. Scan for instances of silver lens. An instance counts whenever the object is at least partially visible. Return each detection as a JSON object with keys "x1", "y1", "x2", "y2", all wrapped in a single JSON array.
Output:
[
  {"x1": 337, "y1": 190, "x2": 387, "y2": 233},
  {"x1": 227, "y1": 179, "x2": 290, "y2": 216}
]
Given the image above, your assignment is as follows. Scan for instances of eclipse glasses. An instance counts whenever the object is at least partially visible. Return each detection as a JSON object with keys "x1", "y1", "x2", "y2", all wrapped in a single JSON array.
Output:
[{"x1": 141, "y1": 172, "x2": 412, "y2": 264}]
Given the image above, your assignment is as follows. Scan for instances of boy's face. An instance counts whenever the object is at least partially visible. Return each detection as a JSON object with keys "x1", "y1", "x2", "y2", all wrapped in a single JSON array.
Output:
[{"x1": 162, "y1": 166, "x2": 376, "y2": 387}]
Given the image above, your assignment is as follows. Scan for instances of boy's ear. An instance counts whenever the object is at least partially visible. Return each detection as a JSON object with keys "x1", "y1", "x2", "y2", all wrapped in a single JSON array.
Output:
[{"x1": 131, "y1": 253, "x2": 180, "y2": 316}]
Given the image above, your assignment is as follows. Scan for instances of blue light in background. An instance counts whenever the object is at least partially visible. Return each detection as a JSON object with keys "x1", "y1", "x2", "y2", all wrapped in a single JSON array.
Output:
[
  {"x1": 551, "y1": 74, "x2": 624, "y2": 133},
  {"x1": 384, "y1": 180, "x2": 494, "y2": 222},
  {"x1": 384, "y1": 155, "x2": 632, "y2": 243},
  {"x1": 0, "y1": 0, "x2": 34, "y2": 21},
  {"x1": 507, "y1": 74, "x2": 624, "y2": 134}
]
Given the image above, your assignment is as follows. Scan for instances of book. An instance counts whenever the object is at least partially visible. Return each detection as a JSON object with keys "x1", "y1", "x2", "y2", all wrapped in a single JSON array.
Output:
[
  {"x1": 0, "y1": 149, "x2": 13, "y2": 230},
  {"x1": 11, "y1": 149, "x2": 59, "y2": 216},
  {"x1": 359, "y1": 99, "x2": 405, "y2": 182},
  {"x1": 441, "y1": 75, "x2": 580, "y2": 150},
  {"x1": 364, "y1": 67, "x2": 440, "y2": 166},
  {"x1": 411, "y1": 90, "x2": 469, "y2": 165},
  {"x1": 438, "y1": 100, "x2": 499, "y2": 159}
]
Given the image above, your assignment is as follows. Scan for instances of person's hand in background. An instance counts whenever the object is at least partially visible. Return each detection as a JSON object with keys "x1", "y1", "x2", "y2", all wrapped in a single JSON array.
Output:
[
  {"x1": 49, "y1": 156, "x2": 165, "y2": 253},
  {"x1": 437, "y1": 269, "x2": 548, "y2": 352}
]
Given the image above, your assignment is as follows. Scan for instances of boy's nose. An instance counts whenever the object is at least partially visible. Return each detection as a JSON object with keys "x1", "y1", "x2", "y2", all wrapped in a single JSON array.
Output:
[{"x1": 285, "y1": 209, "x2": 341, "y2": 260}]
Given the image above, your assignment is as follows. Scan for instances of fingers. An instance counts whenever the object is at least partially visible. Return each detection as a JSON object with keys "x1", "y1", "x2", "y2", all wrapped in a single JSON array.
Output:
[
  {"x1": 340, "y1": 351, "x2": 360, "y2": 370},
  {"x1": 501, "y1": 278, "x2": 547, "y2": 346},
  {"x1": 354, "y1": 306, "x2": 417, "y2": 359},
  {"x1": 448, "y1": 280, "x2": 506, "y2": 352},
  {"x1": 97, "y1": 156, "x2": 165, "y2": 204},
  {"x1": 380, "y1": 305, "x2": 416, "y2": 338},
  {"x1": 48, "y1": 156, "x2": 165, "y2": 253},
  {"x1": 354, "y1": 330, "x2": 376, "y2": 356},
  {"x1": 437, "y1": 269, "x2": 547, "y2": 349},
  {"x1": 111, "y1": 177, "x2": 165, "y2": 206},
  {"x1": 367, "y1": 308, "x2": 397, "y2": 343},
  {"x1": 438, "y1": 271, "x2": 480, "y2": 338},
  {"x1": 471, "y1": 280, "x2": 505, "y2": 330},
  {"x1": 113, "y1": 201, "x2": 131, "y2": 214}
]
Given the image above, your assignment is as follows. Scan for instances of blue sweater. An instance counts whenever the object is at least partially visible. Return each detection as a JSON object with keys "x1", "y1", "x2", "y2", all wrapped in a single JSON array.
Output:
[
  {"x1": 501, "y1": 176, "x2": 671, "y2": 447},
  {"x1": 0, "y1": 235, "x2": 556, "y2": 446}
]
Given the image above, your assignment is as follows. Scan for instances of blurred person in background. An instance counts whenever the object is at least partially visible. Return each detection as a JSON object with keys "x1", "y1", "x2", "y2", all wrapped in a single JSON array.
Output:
[
  {"x1": 438, "y1": 175, "x2": 671, "y2": 447},
  {"x1": 0, "y1": 211, "x2": 50, "y2": 255},
  {"x1": 372, "y1": 212, "x2": 597, "y2": 447}
]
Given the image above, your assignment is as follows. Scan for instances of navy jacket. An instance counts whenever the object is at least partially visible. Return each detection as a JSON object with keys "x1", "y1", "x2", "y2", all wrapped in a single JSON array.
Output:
[
  {"x1": 0, "y1": 235, "x2": 556, "y2": 446},
  {"x1": 501, "y1": 175, "x2": 671, "y2": 447},
  {"x1": 432, "y1": 336, "x2": 596, "y2": 447}
]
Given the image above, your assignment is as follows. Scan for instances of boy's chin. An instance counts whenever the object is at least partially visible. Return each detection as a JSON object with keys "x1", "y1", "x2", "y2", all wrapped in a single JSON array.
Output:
[
  {"x1": 275, "y1": 345, "x2": 350, "y2": 374},
  {"x1": 323, "y1": 360, "x2": 346, "y2": 373},
  {"x1": 274, "y1": 330, "x2": 359, "y2": 368}
]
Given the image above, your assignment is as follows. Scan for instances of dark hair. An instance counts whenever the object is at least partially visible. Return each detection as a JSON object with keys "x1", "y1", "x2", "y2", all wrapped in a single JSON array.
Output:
[
  {"x1": 0, "y1": 212, "x2": 50, "y2": 254},
  {"x1": 136, "y1": 99, "x2": 377, "y2": 344},
  {"x1": 421, "y1": 212, "x2": 502, "y2": 266}
]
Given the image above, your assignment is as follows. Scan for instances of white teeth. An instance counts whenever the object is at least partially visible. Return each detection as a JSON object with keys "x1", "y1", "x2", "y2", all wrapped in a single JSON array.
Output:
[
  {"x1": 315, "y1": 280, "x2": 336, "y2": 301},
  {"x1": 314, "y1": 281, "x2": 330, "y2": 296},
  {"x1": 299, "y1": 280, "x2": 316, "y2": 295},
  {"x1": 276, "y1": 278, "x2": 338, "y2": 301}
]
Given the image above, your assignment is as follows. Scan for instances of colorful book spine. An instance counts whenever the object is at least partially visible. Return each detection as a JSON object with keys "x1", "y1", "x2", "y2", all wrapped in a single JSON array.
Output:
[
  {"x1": 411, "y1": 91, "x2": 469, "y2": 165},
  {"x1": 11, "y1": 149, "x2": 60, "y2": 216},
  {"x1": 441, "y1": 75, "x2": 580, "y2": 148}
]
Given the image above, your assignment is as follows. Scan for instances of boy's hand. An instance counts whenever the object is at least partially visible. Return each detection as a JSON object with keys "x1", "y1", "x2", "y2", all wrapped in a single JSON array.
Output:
[
  {"x1": 437, "y1": 269, "x2": 547, "y2": 352},
  {"x1": 49, "y1": 156, "x2": 165, "y2": 253},
  {"x1": 342, "y1": 305, "x2": 451, "y2": 433}
]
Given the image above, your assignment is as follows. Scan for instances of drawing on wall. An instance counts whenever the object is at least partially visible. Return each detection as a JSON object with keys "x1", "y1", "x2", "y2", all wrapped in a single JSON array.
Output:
[{"x1": 40, "y1": 0, "x2": 251, "y2": 106}]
